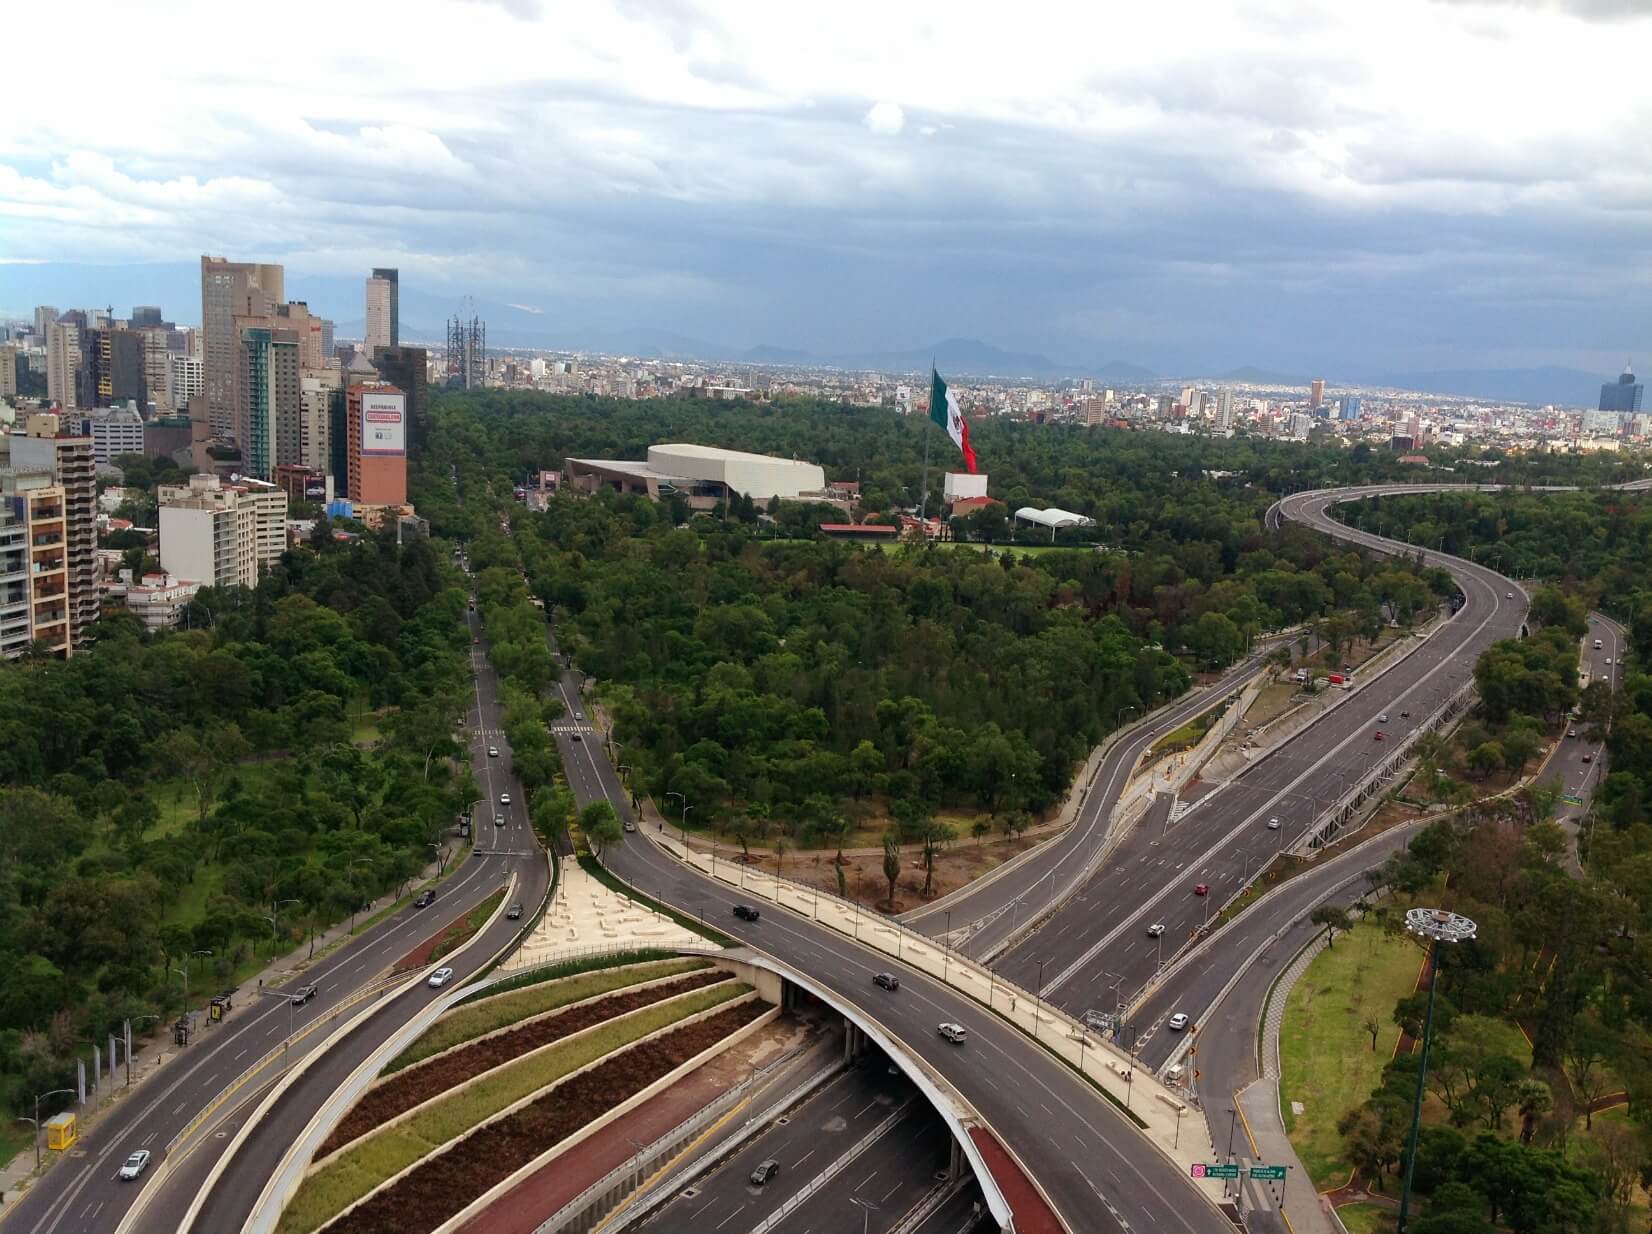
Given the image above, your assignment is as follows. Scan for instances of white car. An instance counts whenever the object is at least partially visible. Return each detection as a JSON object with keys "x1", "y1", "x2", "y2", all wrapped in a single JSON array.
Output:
[
  {"x1": 487, "y1": 746, "x2": 499, "y2": 757},
  {"x1": 1606, "y1": 658, "x2": 1613, "y2": 666},
  {"x1": 937, "y1": 1022, "x2": 968, "y2": 1044},
  {"x1": 499, "y1": 792, "x2": 511, "y2": 805},
  {"x1": 1378, "y1": 713, "x2": 1389, "y2": 723},
  {"x1": 1167, "y1": 1013, "x2": 1190, "y2": 1031},
  {"x1": 1266, "y1": 817, "x2": 1282, "y2": 830},
  {"x1": 1506, "y1": 592, "x2": 1514, "y2": 599},
  {"x1": 428, "y1": 967, "x2": 455, "y2": 988},
  {"x1": 117, "y1": 1149, "x2": 150, "y2": 1180},
  {"x1": 1147, "y1": 922, "x2": 1166, "y2": 937}
]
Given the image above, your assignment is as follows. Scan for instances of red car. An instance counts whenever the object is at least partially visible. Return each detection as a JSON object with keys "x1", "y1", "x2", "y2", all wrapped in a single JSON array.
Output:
[
  {"x1": 1193, "y1": 883, "x2": 1210, "y2": 896},
  {"x1": 1373, "y1": 731, "x2": 1385, "y2": 741},
  {"x1": 473, "y1": 636, "x2": 480, "y2": 644}
]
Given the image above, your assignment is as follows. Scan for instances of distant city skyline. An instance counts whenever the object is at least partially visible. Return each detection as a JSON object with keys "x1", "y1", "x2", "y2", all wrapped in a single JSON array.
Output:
[{"x1": 1, "y1": 2, "x2": 1649, "y2": 378}]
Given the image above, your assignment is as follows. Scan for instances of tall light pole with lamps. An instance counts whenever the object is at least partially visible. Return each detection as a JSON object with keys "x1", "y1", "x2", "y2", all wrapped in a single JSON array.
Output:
[
  {"x1": 665, "y1": 791, "x2": 684, "y2": 836},
  {"x1": 17, "y1": 1089, "x2": 76, "y2": 1170},
  {"x1": 1396, "y1": 908, "x2": 1477, "y2": 1234}
]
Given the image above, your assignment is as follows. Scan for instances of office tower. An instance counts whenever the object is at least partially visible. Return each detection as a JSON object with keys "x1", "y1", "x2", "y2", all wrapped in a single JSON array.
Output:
[
  {"x1": 34, "y1": 306, "x2": 59, "y2": 342},
  {"x1": 10, "y1": 415, "x2": 96, "y2": 648},
  {"x1": 279, "y1": 301, "x2": 330, "y2": 369},
  {"x1": 200, "y1": 255, "x2": 284, "y2": 438},
  {"x1": 300, "y1": 368, "x2": 341, "y2": 473},
  {"x1": 371, "y1": 345, "x2": 427, "y2": 451},
  {"x1": 445, "y1": 315, "x2": 485, "y2": 388},
  {"x1": 158, "y1": 473, "x2": 287, "y2": 588},
  {"x1": 46, "y1": 321, "x2": 81, "y2": 409},
  {"x1": 169, "y1": 354, "x2": 204, "y2": 412},
  {"x1": 346, "y1": 382, "x2": 408, "y2": 505},
  {"x1": 1310, "y1": 378, "x2": 1325, "y2": 408},
  {"x1": 78, "y1": 327, "x2": 148, "y2": 409},
  {"x1": 238, "y1": 326, "x2": 301, "y2": 479},
  {"x1": 1216, "y1": 389, "x2": 1234, "y2": 429},
  {"x1": 130, "y1": 306, "x2": 164, "y2": 328},
  {"x1": 1600, "y1": 366, "x2": 1644, "y2": 413},
  {"x1": 0, "y1": 344, "x2": 16, "y2": 400},
  {"x1": 366, "y1": 268, "x2": 399, "y2": 350}
]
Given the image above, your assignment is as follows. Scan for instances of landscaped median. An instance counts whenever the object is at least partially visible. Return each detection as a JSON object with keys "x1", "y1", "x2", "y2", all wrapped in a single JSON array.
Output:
[{"x1": 277, "y1": 961, "x2": 758, "y2": 1234}]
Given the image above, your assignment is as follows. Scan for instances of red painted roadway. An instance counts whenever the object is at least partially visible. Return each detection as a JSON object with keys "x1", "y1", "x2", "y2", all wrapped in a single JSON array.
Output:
[{"x1": 968, "y1": 1125, "x2": 1065, "y2": 1234}]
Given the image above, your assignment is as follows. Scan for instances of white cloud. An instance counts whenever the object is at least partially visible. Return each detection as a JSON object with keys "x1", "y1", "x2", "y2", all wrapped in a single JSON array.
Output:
[{"x1": 863, "y1": 102, "x2": 906, "y2": 136}]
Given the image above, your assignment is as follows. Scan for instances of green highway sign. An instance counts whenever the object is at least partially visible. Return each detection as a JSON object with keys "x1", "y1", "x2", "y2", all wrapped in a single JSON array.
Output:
[
  {"x1": 1249, "y1": 1165, "x2": 1287, "y2": 1180},
  {"x1": 1191, "y1": 1163, "x2": 1240, "y2": 1179}
]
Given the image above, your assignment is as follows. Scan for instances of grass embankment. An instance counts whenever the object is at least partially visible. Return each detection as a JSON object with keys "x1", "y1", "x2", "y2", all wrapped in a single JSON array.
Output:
[
  {"x1": 578, "y1": 855, "x2": 735, "y2": 946},
  {"x1": 1334, "y1": 1201, "x2": 1394, "y2": 1233},
  {"x1": 454, "y1": 948, "x2": 676, "y2": 1006},
  {"x1": 428, "y1": 890, "x2": 506, "y2": 965},
  {"x1": 1280, "y1": 921, "x2": 1424, "y2": 1187},
  {"x1": 277, "y1": 982, "x2": 750, "y2": 1234},
  {"x1": 388, "y1": 957, "x2": 712, "y2": 1073},
  {"x1": 1149, "y1": 698, "x2": 1230, "y2": 758}
]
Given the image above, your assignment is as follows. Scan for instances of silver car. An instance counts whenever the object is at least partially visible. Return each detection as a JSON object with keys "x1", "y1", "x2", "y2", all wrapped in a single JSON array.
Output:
[{"x1": 117, "y1": 1149, "x2": 150, "y2": 1181}]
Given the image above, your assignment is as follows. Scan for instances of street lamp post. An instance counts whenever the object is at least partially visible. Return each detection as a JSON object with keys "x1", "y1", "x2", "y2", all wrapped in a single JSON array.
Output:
[
  {"x1": 18, "y1": 1089, "x2": 76, "y2": 1170},
  {"x1": 942, "y1": 909, "x2": 953, "y2": 984},
  {"x1": 681, "y1": 804, "x2": 693, "y2": 852},
  {"x1": 1034, "y1": 958, "x2": 1047, "y2": 1040},
  {"x1": 849, "y1": 1197, "x2": 880, "y2": 1234},
  {"x1": 665, "y1": 791, "x2": 683, "y2": 836},
  {"x1": 1396, "y1": 908, "x2": 1477, "y2": 1234},
  {"x1": 264, "y1": 898, "x2": 300, "y2": 950}
]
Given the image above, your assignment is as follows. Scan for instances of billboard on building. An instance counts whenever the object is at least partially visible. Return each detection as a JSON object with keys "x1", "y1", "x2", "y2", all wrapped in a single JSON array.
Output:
[{"x1": 360, "y1": 391, "x2": 406, "y2": 456}]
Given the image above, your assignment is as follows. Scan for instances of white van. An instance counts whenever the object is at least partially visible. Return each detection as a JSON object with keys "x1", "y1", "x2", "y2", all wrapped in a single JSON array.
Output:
[{"x1": 1594, "y1": 639, "x2": 1603, "y2": 649}]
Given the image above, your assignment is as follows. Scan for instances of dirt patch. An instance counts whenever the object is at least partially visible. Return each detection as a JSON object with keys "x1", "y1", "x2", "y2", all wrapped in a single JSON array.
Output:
[
  {"x1": 392, "y1": 906, "x2": 475, "y2": 973},
  {"x1": 726, "y1": 839, "x2": 1049, "y2": 916},
  {"x1": 325, "y1": 1001, "x2": 769, "y2": 1234},
  {"x1": 320, "y1": 971, "x2": 729, "y2": 1157}
]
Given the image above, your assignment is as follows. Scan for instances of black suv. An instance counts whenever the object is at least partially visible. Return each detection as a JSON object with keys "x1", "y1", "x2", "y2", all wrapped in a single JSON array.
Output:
[
  {"x1": 506, "y1": 903, "x2": 524, "y2": 920},
  {"x1": 415, "y1": 890, "x2": 435, "y2": 908},
  {"x1": 290, "y1": 984, "x2": 318, "y2": 1006},
  {"x1": 732, "y1": 904, "x2": 760, "y2": 922}
]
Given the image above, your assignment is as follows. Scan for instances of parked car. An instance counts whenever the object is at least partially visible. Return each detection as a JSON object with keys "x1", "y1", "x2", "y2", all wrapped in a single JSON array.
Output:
[
  {"x1": 873, "y1": 972, "x2": 900, "y2": 991},
  {"x1": 428, "y1": 967, "x2": 454, "y2": 988},
  {"x1": 487, "y1": 746, "x2": 498, "y2": 757},
  {"x1": 750, "y1": 1159, "x2": 781, "y2": 1185},
  {"x1": 289, "y1": 983, "x2": 318, "y2": 1006},
  {"x1": 937, "y1": 1022, "x2": 968, "y2": 1045},
  {"x1": 1146, "y1": 922, "x2": 1166, "y2": 937},
  {"x1": 506, "y1": 903, "x2": 524, "y2": 920},
  {"x1": 1266, "y1": 816, "x2": 1282, "y2": 830},
  {"x1": 1193, "y1": 883, "x2": 1210, "y2": 896},
  {"x1": 733, "y1": 904, "x2": 760, "y2": 921},
  {"x1": 415, "y1": 890, "x2": 435, "y2": 908},
  {"x1": 1167, "y1": 1013, "x2": 1190, "y2": 1031},
  {"x1": 117, "y1": 1149, "x2": 151, "y2": 1181}
]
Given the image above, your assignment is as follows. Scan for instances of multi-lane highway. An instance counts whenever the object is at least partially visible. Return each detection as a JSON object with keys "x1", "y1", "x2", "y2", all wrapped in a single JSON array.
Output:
[
  {"x1": 2, "y1": 599, "x2": 543, "y2": 1234},
  {"x1": 176, "y1": 602, "x2": 551, "y2": 1234}
]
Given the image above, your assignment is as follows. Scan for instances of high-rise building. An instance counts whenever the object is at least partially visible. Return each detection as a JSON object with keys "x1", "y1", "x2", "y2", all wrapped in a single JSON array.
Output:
[
  {"x1": 9, "y1": 415, "x2": 97, "y2": 648},
  {"x1": 1600, "y1": 367, "x2": 1644, "y2": 413},
  {"x1": 158, "y1": 473, "x2": 287, "y2": 589},
  {"x1": 1310, "y1": 378, "x2": 1326, "y2": 408},
  {"x1": 0, "y1": 494, "x2": 32, "y2": 659},
  {"x1": 366, "y1": 268, "x2": 399, "y2": 350},
  {"x1": 130, "y1": 306, "x2": 164, "y2": 329},
  {"x1": 280, "y1": 301, "x2": 331, "y2": 370},
  {"x1": 1340, "y1": 396, "x2": 1362, "y2": 420},
  {"x1": 0, "y1": 468, "x2": 71, "y2": 658},
  {"x1": 78, "y1": 327, "x2": 148, "y2": 409},
  {"x1": 300, "y1": 368, "x2": 342, "y2": 474},
  {"x1": 1216, "y1": 389, "x2": 1235, "y2": 429},
  {"x1": 169, "y1": 354, "x2": 204, "y2": 412},
  {"x1": 33, "y1": 306, "x2": 59, "y2": 343},
  {"x1": 371, "y1": 345, "x2": 427, "y2": 451},
  {"x1": 238, "y1": 325, "x2": 302, "y2": 480},
  {"x1": 46, "y1": 321, "x2": 81, "y2": 409},
  {"x1": 445, "y1": 315, "x2": 485, "y2": 389},
  {"x1": 0, "y1": 344, "x2": 16, "y2": 400},
  {"x1": 82, "y1": 406, "x2": 147, "y2": 463},
  {"x1": 346, "y1": 382, "x2": 408, "y2": 505},
  {"x1": 200, "y1": 255, "x2": 284, "y2": 439}
]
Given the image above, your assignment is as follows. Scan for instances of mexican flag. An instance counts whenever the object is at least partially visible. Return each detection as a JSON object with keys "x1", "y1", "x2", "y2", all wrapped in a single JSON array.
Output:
[{"x1": 929, "y1": 368, "x2": 979, "y2": 473}]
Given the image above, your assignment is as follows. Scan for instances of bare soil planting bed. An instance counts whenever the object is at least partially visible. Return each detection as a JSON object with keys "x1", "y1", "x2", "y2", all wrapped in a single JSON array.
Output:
[
  {"x1": 322, "y1": 1001, "x2": 768, "y2": 1234},
  {"x1": 319, "y1": 970, "x2": 730, "y2": 1156}
]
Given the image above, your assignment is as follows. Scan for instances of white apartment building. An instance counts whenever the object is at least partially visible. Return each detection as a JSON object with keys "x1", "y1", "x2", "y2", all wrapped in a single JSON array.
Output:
[
  {"x1": 46, "y1": 321, "x2": 81, "y2": 410},
  {"x1": 300, "y1": 369, "x2": 340, "y2": 472},
  {"x1": 85, "y1": 405, "x2": 146, "y2": 463},
  {"x1": 158, "y1": 473, "x2": 288, "y2": 589},
  {"x1": 170, "y1": 354, "x2": 204, "y2": 411},
  {"x1": 118, "y1": 571, "x2": 201, "y2": 632}
]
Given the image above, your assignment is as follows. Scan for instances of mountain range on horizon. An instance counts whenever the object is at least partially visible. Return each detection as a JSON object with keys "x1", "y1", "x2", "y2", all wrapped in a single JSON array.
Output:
[{"x1": 0, "y1": 263, "x2": 1623, "y2": 410}]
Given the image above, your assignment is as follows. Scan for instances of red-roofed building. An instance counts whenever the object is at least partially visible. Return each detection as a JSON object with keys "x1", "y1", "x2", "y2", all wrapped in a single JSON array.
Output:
[{"x1": 948, "y1": 495, "x2": 999, "y2": 516}]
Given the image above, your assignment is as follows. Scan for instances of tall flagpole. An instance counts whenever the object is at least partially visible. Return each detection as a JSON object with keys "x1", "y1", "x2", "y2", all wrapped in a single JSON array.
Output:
[{"x1": 919, "y1": 363, "x2": 934, "y2": 522}]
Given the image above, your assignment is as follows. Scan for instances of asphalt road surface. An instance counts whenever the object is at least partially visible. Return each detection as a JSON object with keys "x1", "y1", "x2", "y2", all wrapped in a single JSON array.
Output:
[
  {"x1": 175, "y1": 603, "x2": 551, "y2": 1234},
  {"x1": 5, "y1": 595, "x2": 542, "y2": 1234},
  {"x1": 990, "y1": 488, "x2": 1527, "y2": 1031}
]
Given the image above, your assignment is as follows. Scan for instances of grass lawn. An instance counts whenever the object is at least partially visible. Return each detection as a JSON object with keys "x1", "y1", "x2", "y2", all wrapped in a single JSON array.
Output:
[
  {"x1": 1335, "y1": 1201, "x2": 1396, "y2": 1234},
  {"x1": 279, "y1": 982, "x2": 749, "y2": 1234},
  {"x1": 389, "y1": 957, "x2": 711, "y2": 1072},
  {"x1": 425, "y1": 889, "x2": 506, "y2": 966},
  {"x1": 1280, "y1": 921, "x2": 1425, "y2": 1188}
]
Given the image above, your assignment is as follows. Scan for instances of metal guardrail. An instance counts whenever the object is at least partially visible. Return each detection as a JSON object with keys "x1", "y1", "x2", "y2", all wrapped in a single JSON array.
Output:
[{"x1": 166, "y1": 969, "x2": 415, "y2": 1158}]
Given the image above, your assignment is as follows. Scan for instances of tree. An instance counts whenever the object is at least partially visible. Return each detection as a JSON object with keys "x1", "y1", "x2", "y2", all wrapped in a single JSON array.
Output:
[
  {"x1": 919, "y1": 820, "x2": 954, "y2": 898},
  {"x1": 579, "y1": 800, "x2": 623, "y2": 852},
  {"x1": 531, "y1": 786, "x2": 576, "y2": 852},
  {"x1": 882, "y1": 832, "x2": 901, "y2": 910},
  {"x1": 1515, "y1": 1078, "x2": 1551, "y2": 1145},
  {"x1": 971, "y1": 818, "x2": 991, "y2": 845},
  {"x1": 1362, "y1": 1012, "x2": 1383, "y2": 1051},
  {"x1": 1338, "y1": 1097, "x2": 1406, "y2": 1189},
  {"x1": 1562, "y1": 1030, "x2": 1615, "y2": 1130},
  {"x1": 1311, "y1": 905, "x2": 1353, "y2": 947}
]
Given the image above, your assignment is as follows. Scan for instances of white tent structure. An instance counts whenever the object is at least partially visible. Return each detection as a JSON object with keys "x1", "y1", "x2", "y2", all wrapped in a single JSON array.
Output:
[{"x1": 1014, "y1": 506, "x2": 1094, "y2": 539}]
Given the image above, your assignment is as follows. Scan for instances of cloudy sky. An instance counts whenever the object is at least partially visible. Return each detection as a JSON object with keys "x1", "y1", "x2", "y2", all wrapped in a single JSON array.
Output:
[{"x1": 1, "y1": 0, "x2": 1649, "y2": 375}]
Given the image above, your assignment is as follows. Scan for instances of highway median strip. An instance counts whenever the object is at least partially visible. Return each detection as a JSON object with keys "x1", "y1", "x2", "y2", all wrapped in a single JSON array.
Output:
[{"x1": 279, "y1": 981, "x2": 751, "y2": 1234}]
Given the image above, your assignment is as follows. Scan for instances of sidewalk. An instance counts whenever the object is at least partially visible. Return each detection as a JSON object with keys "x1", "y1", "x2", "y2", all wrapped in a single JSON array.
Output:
[{"x1": 0, "y1": 850, "x2": 452, "y2": 1207}]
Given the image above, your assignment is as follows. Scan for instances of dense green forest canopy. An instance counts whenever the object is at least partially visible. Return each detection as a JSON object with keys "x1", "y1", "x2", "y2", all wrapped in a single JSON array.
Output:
[{"x1": 0, "y1": 528, "x2": 475, "y2": 1127}]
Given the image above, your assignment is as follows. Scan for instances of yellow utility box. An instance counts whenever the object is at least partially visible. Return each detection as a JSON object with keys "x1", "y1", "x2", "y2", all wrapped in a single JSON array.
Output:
[{"x1": 44, "y1": 1111, "x2": 76, "y2": 1151}]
